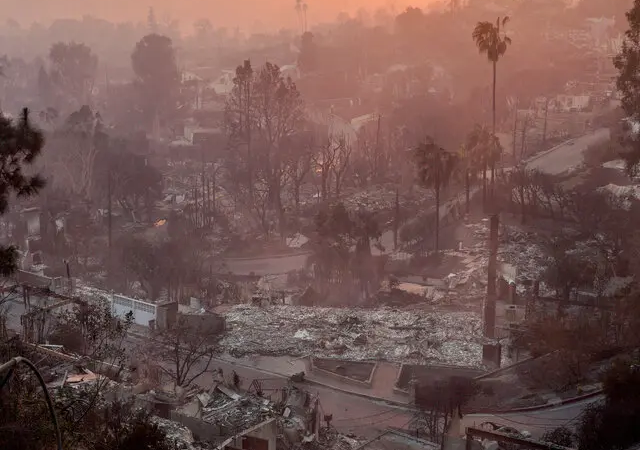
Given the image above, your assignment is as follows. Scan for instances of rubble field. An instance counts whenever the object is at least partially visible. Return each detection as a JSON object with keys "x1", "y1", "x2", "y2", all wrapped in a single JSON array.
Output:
[{"x1": 221, "y1": 304, "x2": 488, "y2": 368}]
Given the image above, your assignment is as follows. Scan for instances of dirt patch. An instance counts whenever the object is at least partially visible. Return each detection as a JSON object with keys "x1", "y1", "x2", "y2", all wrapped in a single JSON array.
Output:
[
  {"x1": 313, "y1": 358, "x2": 375, "y2": 382},
  {"x1": 395, "y1": 364, "x2": 484, "y2": 391}
]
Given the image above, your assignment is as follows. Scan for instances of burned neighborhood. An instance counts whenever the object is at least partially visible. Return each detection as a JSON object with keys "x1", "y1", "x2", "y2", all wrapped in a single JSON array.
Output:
[{"x1": 1, "y1": 1, "x2": 640, "y2": 450}]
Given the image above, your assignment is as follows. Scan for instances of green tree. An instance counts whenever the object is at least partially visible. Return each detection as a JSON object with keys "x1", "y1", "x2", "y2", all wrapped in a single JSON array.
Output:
[
  {"x1": 542, "y1": 427, "x2": 575, "y2": 448},
  {"x1": 577, "y1": 356, "x2": 640, "y2": 450},
  {"x1": 86, "y1": 401, "x2": 172, "y2": 450},
  {"x1": 614, "y1": 0, "x2": 640, "y2": 176},
  {"x1": 131, "y1": 34, "x2": 180, "y2": 128},
  {"x1": 311, "y1": 202, "x2": 355, "y2": 287},
  {"x1": 310, "y1": 202, "x2": 381, "y2": 301},
  {"x1": 414, "y1": 137, "x2": 458, "y2": 252},
  {"x1": 472, "y1": 17, "x2": 511, "y2": 200},
  {"x1": 0, "y1": 109, "x2": 45, "y2": 276}
]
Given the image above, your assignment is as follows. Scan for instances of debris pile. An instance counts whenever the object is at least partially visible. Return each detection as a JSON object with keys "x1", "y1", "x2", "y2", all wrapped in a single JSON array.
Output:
[
  {"x1": 446, "y1": 220, "x2": 547, "y2": 291},
  {"x1": 152, "y1": 417, "x2": 198, "y2": 450},
  {"x1": 342, "y1": 185, "x2": 408, "y2": 211},
  {"x1": 221, "y1": 305, "x2": 486, "y2": 367},
  {"x1": 174, "y1": 385, "x2": 275, "y2": 441}
]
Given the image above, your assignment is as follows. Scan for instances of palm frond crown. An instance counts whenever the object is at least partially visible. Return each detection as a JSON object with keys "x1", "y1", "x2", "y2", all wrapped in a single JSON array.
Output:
[
  {"x1": 413, "y1": 137, "x2": 458, "y2": 189},
  {"x1": 472, "y1": 16, "x2": 511, "y2": 63}
]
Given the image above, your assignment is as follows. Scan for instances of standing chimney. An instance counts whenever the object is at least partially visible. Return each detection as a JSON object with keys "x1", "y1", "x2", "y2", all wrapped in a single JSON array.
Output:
[{"x1": 484, "y1": 214, "x2": 499, "y2": 338}]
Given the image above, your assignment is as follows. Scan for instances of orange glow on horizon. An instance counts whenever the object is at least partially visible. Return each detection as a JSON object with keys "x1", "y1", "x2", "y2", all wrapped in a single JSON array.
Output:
[{"x1": 6, "y1": 0, "x2": 440, "y2": 32}]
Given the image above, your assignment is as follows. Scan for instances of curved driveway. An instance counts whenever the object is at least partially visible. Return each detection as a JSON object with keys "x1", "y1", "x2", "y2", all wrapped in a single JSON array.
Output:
[
  {"x1": 458, "y1": 395, "x2": 604, "y2": 438},
  {"x1": 526, "y1": 128, "x2": 611, "y2": 175}
]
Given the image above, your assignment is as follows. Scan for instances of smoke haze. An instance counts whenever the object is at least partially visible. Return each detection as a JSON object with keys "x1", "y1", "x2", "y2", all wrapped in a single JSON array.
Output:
[{"x1": 4, "y1": 0, "x2": 438, "y2": 31}]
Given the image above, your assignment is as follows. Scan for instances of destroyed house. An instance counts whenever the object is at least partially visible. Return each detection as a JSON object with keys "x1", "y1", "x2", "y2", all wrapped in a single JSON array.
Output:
[{"x1": 170, "y1": 385, "x2": 277, "y2": 450}]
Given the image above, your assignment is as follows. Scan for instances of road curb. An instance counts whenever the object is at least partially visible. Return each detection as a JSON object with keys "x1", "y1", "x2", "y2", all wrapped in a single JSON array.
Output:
[
  {"x1": 129, "y1": 329, "x2": 415, "y2": 409},
  {"x1": 221, "y1": 251, "x2": 311, "y2": 262},
  {"x1": 213, "y1": 355, "x2": 414, "y2": 410},
  {"x1": 302, "y1": 377, "x2": 414, "y2": 410},
  {"x1": 525, "y1": 139, "x2": 575, "y2": 165},
  {"x1": 468, "y1": 390, "x2": 603, "y2": 415}
]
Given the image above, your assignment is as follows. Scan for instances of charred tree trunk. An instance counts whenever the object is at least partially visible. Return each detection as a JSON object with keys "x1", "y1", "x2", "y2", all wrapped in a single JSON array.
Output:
[
  {"x1": 484, "y1": 214, "x2": 499, "y2": 338},
  {"x1": 394, "y1": 188, "x2": 400, "y2": 250},
  {"x1": 465, "y1": 169, "x2": 470, "y2": 214},
  {"x1": 482, "y1": 161, "x2": 488, "y2": 212}
]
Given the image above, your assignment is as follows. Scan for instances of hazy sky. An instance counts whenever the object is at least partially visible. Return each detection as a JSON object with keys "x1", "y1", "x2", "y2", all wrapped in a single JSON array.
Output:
[{"x1": 6, "y1": 0, "x2": 435, "y2": 32}]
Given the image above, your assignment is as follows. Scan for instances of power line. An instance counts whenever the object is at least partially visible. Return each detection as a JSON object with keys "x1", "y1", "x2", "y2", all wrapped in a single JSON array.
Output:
[
  {"x1": 0, "y1": 356, "x2": 63, "y2": 450},
  {"x1": 342, "y1": 409, "x2": 412, "y2": 429},
  {"x1": 351, "y1": 414, "x2": 418, "y2": 450},
  {"x1": 484, "y1": 410, "x2": 586, "y2": 430},
  {"x1": 332, "y1": 408, "x2": 403, "y2": 423}
]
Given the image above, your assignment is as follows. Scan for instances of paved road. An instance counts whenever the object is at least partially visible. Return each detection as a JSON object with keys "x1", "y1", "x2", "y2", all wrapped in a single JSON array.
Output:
[
  {"x1": 220, "y1": 253, "x2": 310, "y2": 276},
  {"x1": 526, "y1": 128, "x2": 611, "y2": 175},
  {"x1": 458, "y1": 395, "x2": 603, "y2": 439},
  {"x1": 154, "y1": 349, "x2": 415, "y2": 439}
]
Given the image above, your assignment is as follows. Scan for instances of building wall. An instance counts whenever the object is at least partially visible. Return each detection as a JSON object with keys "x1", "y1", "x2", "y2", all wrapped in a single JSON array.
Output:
[
  {"x1": 180, "y1": 312, "x2": 226, "y2": 335},
  {"x1": 224, "y1": 418, "x2": 277, "y2": 450},
  {"x1": 111, "y1": 294, "x2": 157, "y2": 327}
]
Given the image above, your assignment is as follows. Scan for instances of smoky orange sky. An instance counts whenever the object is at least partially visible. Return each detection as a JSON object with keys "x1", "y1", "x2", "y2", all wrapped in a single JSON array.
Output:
[{"x1": 6, "y1": 0, "x2": 438, "y2": 32}]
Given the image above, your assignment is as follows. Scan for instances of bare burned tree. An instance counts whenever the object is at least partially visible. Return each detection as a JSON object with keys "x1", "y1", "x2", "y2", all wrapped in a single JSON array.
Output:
[
  {"x1": 224, "y1": 60, "x2": 305, "y2": 237},
  {"x1": 284, "y1": 134, "x2": 314, "y2": 215},
  {"x1": 331, "y1": 138, "x2": 353, "y2": 199},
  {"x1": 151, "y1": 315, "x2": 220, "y2": 388},
  {"x1": 312, "y1": 137, "x2": 339, "y2": 201},
  {"x1": 414, "y1": 376, "x2": 478, "y2": 445}
]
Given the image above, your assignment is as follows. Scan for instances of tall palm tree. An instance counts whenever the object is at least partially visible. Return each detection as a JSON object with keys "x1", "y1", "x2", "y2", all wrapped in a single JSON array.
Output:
[
  {"x1": 472, "y1": 16, "x2": 512, "y2": 201},
  {"x1": 414, "y1": 137, "x2": 458, "y2": 252}
]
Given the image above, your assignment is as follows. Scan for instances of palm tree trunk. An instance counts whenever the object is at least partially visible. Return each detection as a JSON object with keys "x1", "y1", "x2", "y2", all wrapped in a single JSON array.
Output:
[
  {"x1": 435, "y1": 184, "x2": 440, "y2": 253},
  {"x1": 491, "y1": 60, "x2": 497, "y2": 202},
  {"x1": 512, "y1": 103, "x2": 518, "y2": 160},
  {"x1": 542, "y1": 97, "x2": 549, "y2": 148},
  {"x1": 465, "y1": 169, "x2": 470, "y2": 214},
  {"x1": 394, "y1": 188, "x2": 399, "y2": 250},
  {"x1": 482, "y1": 161, "x2": 487, "y2": 212}
]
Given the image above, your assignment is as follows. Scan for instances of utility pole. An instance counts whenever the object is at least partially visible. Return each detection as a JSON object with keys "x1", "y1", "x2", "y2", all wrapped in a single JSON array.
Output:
[
  {"x1": 512, "y1": 100, "x2": 518, "y2": 159},
  {"x1": 520, "y1": 113, "x2": 530, "y2": 160},
  {"x1": 393, "y1": 188, "x2": 399, "y2": 250},
  {"x1": 483, "y1": 214, "x2": 499, "y2": 339},
  {"x1": 542, "y1": 97, "x2": 550, "y2": 148},
  {"x1": 107, "y1": 157, "x2": 112, "y2": 282},
  {"x1": 374, "y1": 113, "x2": 382, "y2": 182},
  {"x1": 201, "y1": 144, "x2": 206, "y2": 223}
]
